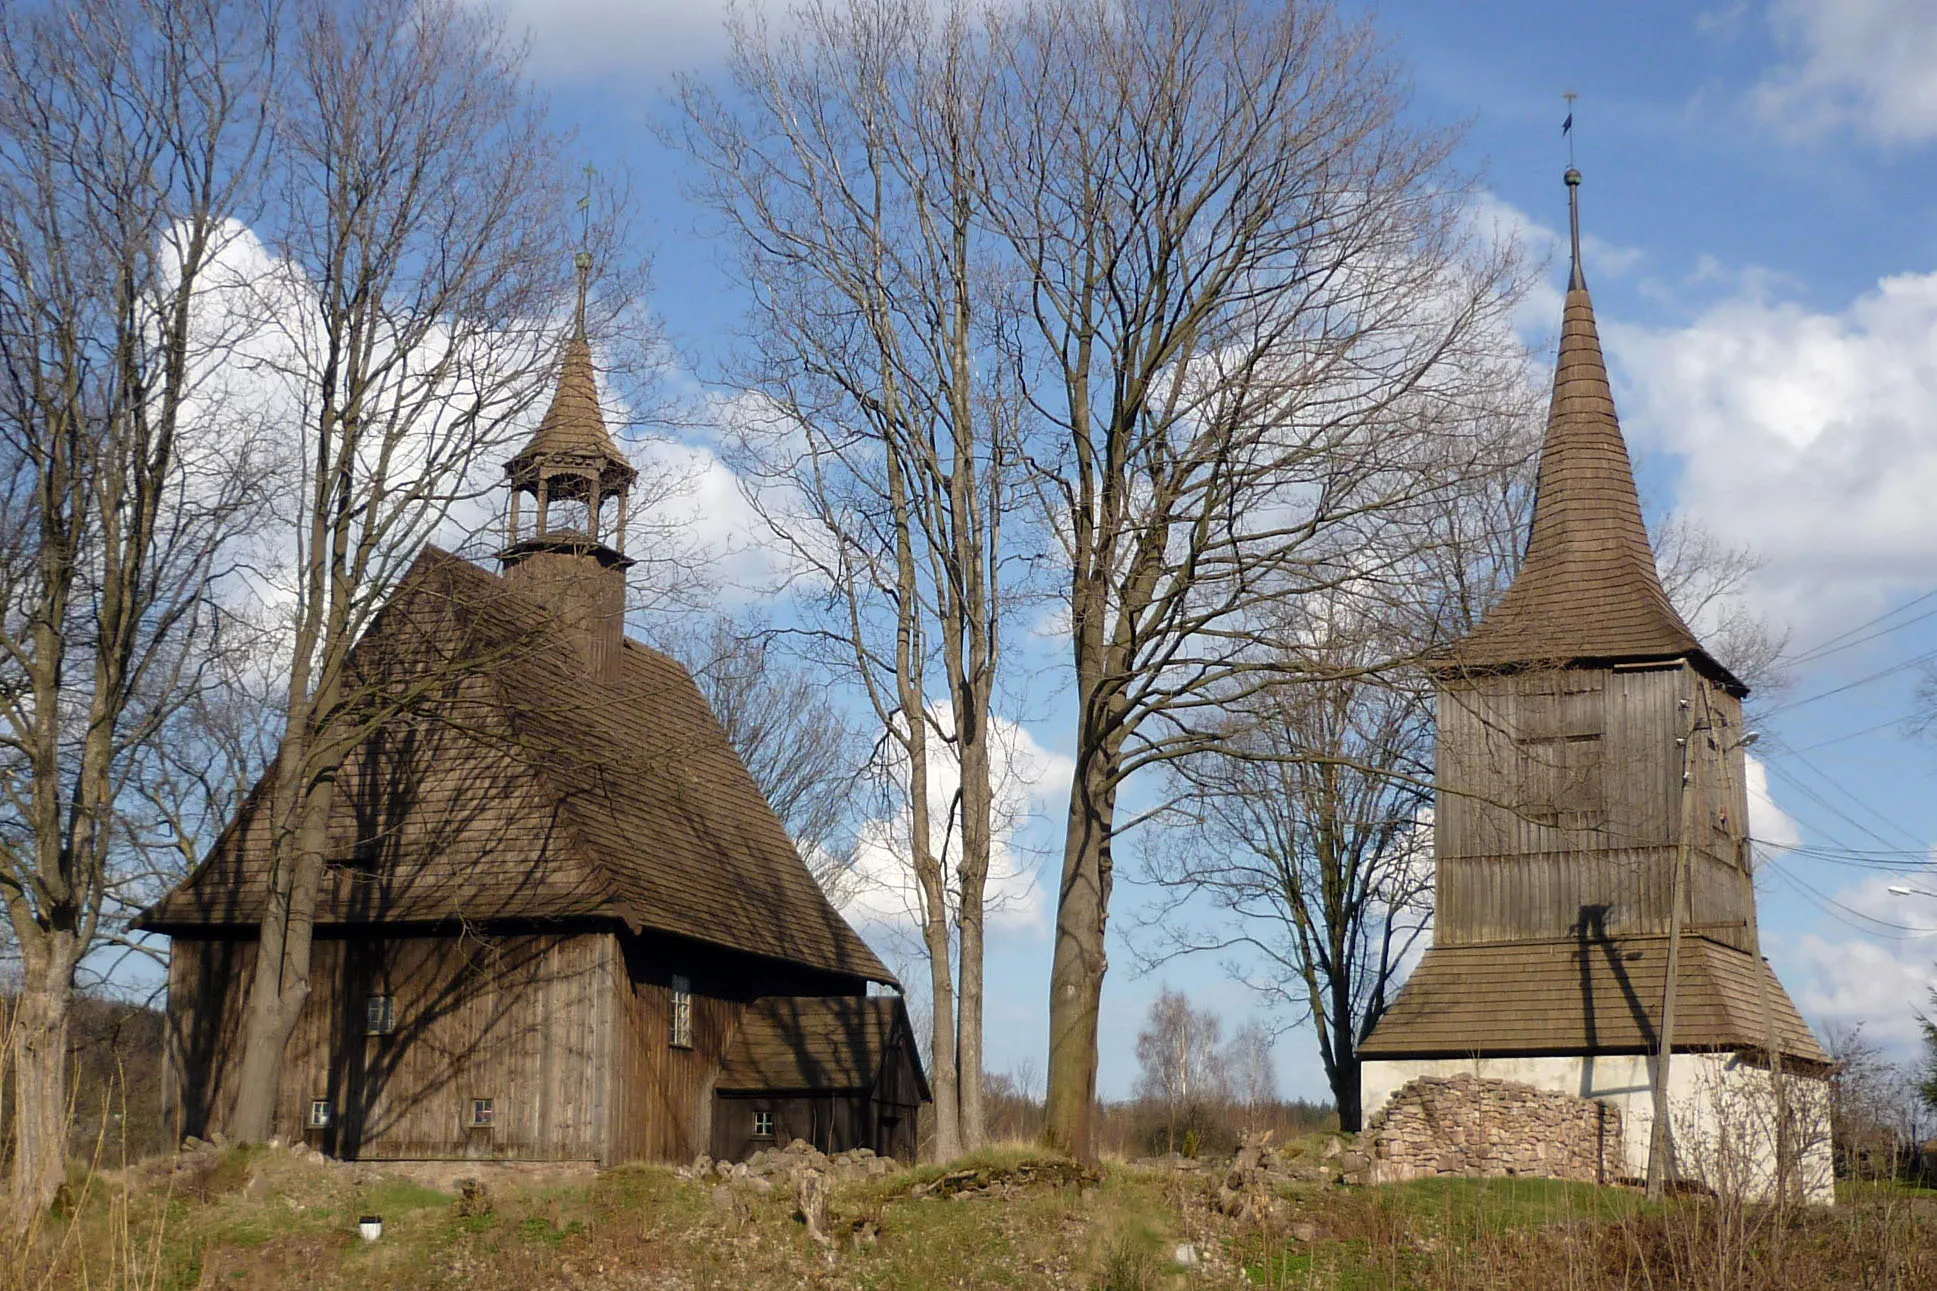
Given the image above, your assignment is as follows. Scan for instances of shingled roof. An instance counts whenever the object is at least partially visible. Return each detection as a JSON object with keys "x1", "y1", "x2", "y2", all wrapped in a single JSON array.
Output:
[
  {"x1": 504, "y1": 332, "x2": 635, "y2": 485},
  {"x1": 138, "y1": 548, "x2": 892, "y2": 986},
  {"x1": 1445, "y1": 172, "x2": 1741, "y2": 693},
  {"x1": 1357, "y1": 935, "x2": 1828, "y2": 1070},
  {"x1": 716, "y1": 995, "x2": 929, "y2": 1097}
]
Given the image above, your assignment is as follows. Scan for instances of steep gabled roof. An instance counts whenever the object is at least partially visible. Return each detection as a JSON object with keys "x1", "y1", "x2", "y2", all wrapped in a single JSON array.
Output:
[
  {"x1": 1445, "y1": 172, "x2": 1741, "y2": 693},
  {"x1": 715, "y1": 995, "x2": 929, "y2": 1097},
  {"x1": 139, "y1": 548, "x2": 892, "y2": 986},
  {"x1": 1357, "y1": 936, "x2": 1828, "y2": 1069}
]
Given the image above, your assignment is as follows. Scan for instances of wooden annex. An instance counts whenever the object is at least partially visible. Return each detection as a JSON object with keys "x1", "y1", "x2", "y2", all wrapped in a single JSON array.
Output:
[
  {"x1": 137, "y1": 305, "x2": 927, "y2": 1166},
  {"x1": 1357, "y1": 169, "x2": 1830, "y2": 1200}
]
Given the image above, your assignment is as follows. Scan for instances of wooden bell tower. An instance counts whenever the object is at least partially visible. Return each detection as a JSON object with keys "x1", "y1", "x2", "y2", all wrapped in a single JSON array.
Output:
[{"x1": 498, "y1": 253, "x2": 637, "y2": 681}]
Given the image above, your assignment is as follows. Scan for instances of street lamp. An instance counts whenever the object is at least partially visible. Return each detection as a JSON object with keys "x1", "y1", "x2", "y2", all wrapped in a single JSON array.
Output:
[{"x1": 1888, "y1": 884, "x2": 1937, "y2": 899}]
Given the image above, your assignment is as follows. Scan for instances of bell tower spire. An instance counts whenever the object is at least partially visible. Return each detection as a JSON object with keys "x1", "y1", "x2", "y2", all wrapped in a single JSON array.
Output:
[
  {"x1": 498, "y1": 251, "x2": 636, "y2": 680},
  {"x1": 1444, "y1": 165, "x2": 1738, "y2": 693}
]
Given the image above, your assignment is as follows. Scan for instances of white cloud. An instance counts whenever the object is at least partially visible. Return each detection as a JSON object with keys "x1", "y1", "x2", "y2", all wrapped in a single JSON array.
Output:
[
  {"x1": 1745, "y1": 754, "x2": 1803, "y2": 851},
  {"x1": 1754, "y1": 0, "x2": 1937, "y2": 143},
  {"x1": 471, "y1": 0, "x2": 753, "y2": 78},
  {"x1": 1464, "y1": 190, "x2": 1645, "y2": 349},
  {"x1": 1783, "y1": 874, "x2": 1937, "y2": 1049},
  {"x1": 631, "y1": 436, "x2": 807, "y2": 603},
  {"x1": 841, "y1": 712, "x2": 1074, "y2": 937},
  {"x1": 1609, "y1": 270, "x2": 1937, "y2": 631}
]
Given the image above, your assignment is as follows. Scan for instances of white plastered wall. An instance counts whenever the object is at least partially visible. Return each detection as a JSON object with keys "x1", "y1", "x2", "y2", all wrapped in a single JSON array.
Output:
[{"x1": 1361, "y1": 1054, "x2": 1833, "y2": 1205}]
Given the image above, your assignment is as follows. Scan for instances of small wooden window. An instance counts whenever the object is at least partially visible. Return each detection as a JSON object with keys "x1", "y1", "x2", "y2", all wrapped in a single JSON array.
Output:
[
  {"x1": 752, "y1": 1110, "x2": 774, "y2": 1139},
  {"x1": 365, "y1": 995, "x2": 395, "y2": 1035},
  {"x1": 468, "y1": 1098, "x2": 495, "y2": 1129},
  {"x1": 670, "y1": 974, "x2": 693, "y2": 1049},
  {"x1": 308, "y1": 1099, "x2": 332, "y2": 1129}
]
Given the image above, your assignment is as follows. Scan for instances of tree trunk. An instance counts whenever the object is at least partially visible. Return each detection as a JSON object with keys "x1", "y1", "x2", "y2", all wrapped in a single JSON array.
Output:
[
  {"x1": 954, "y1": 725, "x2": 992, "y2": 1152},
  {"x1": 230, "y1": 764, "x2": 333, "y2": 1143},
  {"x1": 921, "y1": 879, "x2": 962, "y2": 1162},
  {"x1": 1045, "y1": 748, "x2": 1113, "y2": 1162},
  {"x1": 1333, "y1": 1051, "x2": 1363, "y2": 1134},
  {"x1": 11, "y1": 946, "x2": 77, "y2": 1216}
]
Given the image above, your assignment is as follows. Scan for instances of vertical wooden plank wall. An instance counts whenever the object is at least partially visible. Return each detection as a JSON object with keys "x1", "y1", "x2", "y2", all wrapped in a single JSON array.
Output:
[
  {"x1": 1435, "y1": 662, "x2": 1756, "y2": 951},
  {"x1": 169, "y1": 932, "x2": 615, "y2": 1160},
  {"x1": 607, "y1": 939, "x2": 744, "y2": 1163}
]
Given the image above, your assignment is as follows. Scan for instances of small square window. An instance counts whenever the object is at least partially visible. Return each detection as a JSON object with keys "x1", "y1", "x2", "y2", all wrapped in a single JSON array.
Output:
[
  {"x1": 468, "y1": 1098, "x2": 495, "y2": 1129},
  {"x1": 308, "y1": 1099, "x2": 333, "y2": 1129},
  {"x1": 752, "y1": 1110, "x2": 774, "y2": 1139},
  {"x1": 670, "y1": 974, "x2": 693, "y2": 1049},
  {"x1": 365, "y1": 995, "x2": 395, "y2": 1036}
]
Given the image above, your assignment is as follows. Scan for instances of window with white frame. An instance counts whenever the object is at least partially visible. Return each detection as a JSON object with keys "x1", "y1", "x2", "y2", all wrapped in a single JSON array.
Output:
[
  {"x1": 670, "y1": 974, "x2": 693, "y2": 1048},
  {"x1": 467, "y1": 1098, "x2": 495, "y2": 1129},
  {"x1": 365, "y1": 995, "x2": 395, "y2": 1035},
  {"x1": 308, "y1": 1099, "x2": 333, "y2": 1129},
  {"x1": 752, "y1": 1110, "x2": 774, "y2": 1139}
]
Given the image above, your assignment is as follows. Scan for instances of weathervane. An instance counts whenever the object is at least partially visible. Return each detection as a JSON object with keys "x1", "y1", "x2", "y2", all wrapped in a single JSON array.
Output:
[
  {"x1": 1562, "y1": 90, "x2": 1578, "y2": 169},
  {"x1": 574, "y1": 164, "x2": 595, "y2": 337}
]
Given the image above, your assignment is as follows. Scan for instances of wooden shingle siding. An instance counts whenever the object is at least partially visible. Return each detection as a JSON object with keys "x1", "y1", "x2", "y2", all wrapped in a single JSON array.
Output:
[
  {"x1": 1356, "y1": 935, "x2": 1827, "y2": 1067},
  {"x1": 140, "y1": 550, "x2": 891, "y2": 987},
  {"x1": 1440, "y1": 284, "x2": 1735, "y2": 690}
]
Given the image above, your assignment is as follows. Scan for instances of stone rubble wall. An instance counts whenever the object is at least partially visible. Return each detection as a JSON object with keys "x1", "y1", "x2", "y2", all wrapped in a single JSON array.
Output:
[{"x1": 1366, "y1": 1074, "x2": 1621, "y2": 1185}]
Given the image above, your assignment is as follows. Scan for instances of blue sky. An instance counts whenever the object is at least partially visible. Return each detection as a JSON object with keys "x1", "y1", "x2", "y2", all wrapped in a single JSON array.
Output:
[{"x1": 472, "y1": 0, "x2": 1937, "y2": 1101}]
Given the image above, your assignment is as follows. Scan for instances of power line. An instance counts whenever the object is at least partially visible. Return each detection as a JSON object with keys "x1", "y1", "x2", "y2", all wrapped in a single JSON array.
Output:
[
  {"x1": 1758, "y1": 751, "x2": 1918, "y2": 855},
  {"x1": 1786, "y1": 587, "x2": 1937, "y2": 667},
  {"x1": 1762, "y1": 856, "x2": 1937, "y2": 940},
  {"x1": 1787, "y1": 715, "x2": 1912, "y2": 754},
  {"x1": 1773, "y1": 739, "x2": 1928, "y2": 851},
  {"x1": 1759, "y1": 643, "x2": 1937, "y2": 718}
]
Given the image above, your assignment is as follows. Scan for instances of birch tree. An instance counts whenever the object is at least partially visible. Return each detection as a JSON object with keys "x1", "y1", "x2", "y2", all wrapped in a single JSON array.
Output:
[
  {"x1": 677, "y1": 0, "x2": 1019, "y2": 1158},
  {"x1": 1133, "y1": 987, "x2": 1227, "y2": 1154},
  {"x1": 973, "y1": 0, "x2": 1527, "y2": 1159},
  {"x1": 225, "y1": 0, "x2": 621, "y2": 1142},
  {"x1": 0, "y1": 0, "x2": 274, "y2": 1210}
]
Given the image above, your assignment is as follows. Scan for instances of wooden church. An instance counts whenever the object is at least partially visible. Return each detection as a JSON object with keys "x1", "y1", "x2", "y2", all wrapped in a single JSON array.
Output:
[
  {"x1": 1357, "y1": 169, "x2": 1832, "y2": 1200},
  {"x1": 137, "y1": 293, "x2": 928, "y2": 1166}
]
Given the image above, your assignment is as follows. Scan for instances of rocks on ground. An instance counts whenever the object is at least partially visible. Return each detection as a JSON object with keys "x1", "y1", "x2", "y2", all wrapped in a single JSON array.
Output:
[{"x1": 676, "y1": 1139, "x2": 896, "y2": 1188}]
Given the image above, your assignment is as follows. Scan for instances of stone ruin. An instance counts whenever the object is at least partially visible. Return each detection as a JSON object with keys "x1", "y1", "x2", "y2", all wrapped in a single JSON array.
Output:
[{"x1": 1366, "y1": 1073, "x2": 1621, "y2": 1185}]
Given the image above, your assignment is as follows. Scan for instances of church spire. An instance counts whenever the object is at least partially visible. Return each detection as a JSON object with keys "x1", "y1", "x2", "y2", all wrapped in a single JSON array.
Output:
[
  {"x1": 497, "y1": 252, "x2": 637, "y2": 681},
  {"x1": 1446, "y1": 168, "x2": 1741, "y2": 693}
]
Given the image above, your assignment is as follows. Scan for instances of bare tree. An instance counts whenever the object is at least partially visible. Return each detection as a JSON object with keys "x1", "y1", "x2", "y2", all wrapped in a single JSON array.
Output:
[
  {"x1": 1653, "y1": 514, "x2": 1788, "y2": 695},
  {"x1": 655, "y1": 616, "x2": 869, "y2": 899},
  {"x1": 0, "y1": 0, "x2": 274, "y2": 1210},
  {"x1": 1133, "y1": 987, "x2": 1227, "y2": 1154},
  {"x1": 1145, "y1": 423, "x2": 1786, "y2": 1134},
  {"x1": 971, "y1": 0, "x2": 1528, "y2": 1158},
  {"x1": 677, "y1": 0, "x2": 1021, "y2": 1158},
  {"x1": 225, "y1": 0, "x2": 620, "y2": 1142},
  {"x1": 1222, "y1": 1019, "x2": 1277, "y2": 1132}
]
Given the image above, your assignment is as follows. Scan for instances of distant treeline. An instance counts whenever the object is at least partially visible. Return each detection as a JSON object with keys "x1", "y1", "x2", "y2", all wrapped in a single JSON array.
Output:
[
  {"x1": 0, "y1": 995, "x2": 169, "y2": 1171},
  {"x1": 917, "y1": 1070, "x2": 1336, "y2": 1161}
]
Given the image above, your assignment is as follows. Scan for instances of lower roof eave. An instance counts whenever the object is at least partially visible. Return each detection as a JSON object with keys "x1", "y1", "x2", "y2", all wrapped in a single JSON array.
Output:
[
  {"x1": 1358, "y1": 1044, "x2": 1831, "y2": 1076},
  {"x1": 714, "y1": 1085, "x2": 873, "y2": 1098}
]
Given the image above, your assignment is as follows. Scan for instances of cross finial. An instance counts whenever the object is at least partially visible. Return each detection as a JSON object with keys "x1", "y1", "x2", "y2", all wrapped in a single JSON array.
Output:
[
  {"x1": 573, "y1": 164, "x2": 595, "y2": 339},
  {"x1": 1561, "y1": 93, "x2": 1584, "y2": 291}
]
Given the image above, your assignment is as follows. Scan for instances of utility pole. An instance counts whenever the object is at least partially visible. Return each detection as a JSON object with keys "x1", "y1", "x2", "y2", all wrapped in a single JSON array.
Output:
[{"x1": 1647, "y1": 669, "x2": 1702, "y2": 1198}]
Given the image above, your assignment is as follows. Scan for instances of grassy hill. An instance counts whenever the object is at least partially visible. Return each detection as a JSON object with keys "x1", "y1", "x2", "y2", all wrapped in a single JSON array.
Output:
[{"x1": 10, "y1": 1140, "x2": 1937, "y2": 1290}]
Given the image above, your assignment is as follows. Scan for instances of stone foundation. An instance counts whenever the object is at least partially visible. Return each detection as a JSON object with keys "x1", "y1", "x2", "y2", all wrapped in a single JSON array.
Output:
[{"x1": 1367, "y1": 1074, "x2": 1621, "y2": 1184}]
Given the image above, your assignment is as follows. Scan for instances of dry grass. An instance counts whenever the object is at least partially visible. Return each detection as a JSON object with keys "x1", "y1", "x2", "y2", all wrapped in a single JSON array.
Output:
[{"x1": 3, "y1": 1143, "x2": 1935, "y2": 1290}]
